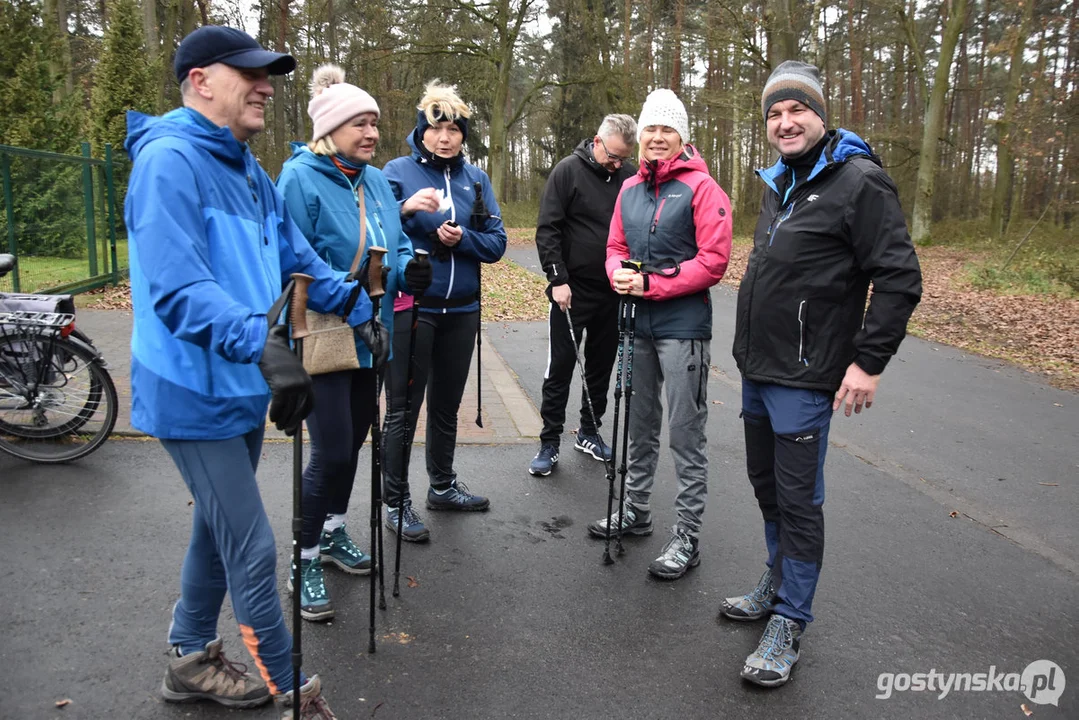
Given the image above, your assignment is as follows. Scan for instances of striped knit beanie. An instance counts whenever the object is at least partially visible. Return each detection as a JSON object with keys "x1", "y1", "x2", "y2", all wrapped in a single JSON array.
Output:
[{"x1": 761, "y1": 61, "x2": 827, "y2": 125}]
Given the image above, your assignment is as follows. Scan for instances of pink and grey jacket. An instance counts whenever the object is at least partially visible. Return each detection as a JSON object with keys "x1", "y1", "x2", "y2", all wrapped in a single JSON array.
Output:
[{"x1": 606, "y1": 144, "x2": 732, "y2": 339}]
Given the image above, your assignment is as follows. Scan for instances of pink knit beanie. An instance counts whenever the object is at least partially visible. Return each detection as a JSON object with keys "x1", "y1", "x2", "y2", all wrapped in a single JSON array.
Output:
[{"x1": 307, "y1": 64, "x2": 380, "y2": 141}]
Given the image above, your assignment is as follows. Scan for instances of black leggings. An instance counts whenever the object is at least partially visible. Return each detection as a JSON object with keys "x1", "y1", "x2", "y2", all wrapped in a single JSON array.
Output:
[
  {"x1": 382, "y1": 309, "x2": 478, "y2": 507},
  {"x1": 301, "y1": 368, "x2": 376, "y2": 549}
]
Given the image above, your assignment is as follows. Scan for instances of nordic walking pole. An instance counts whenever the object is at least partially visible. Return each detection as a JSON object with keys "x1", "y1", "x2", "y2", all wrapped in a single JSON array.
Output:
[
  {"x1": 615, "y1": 297, "x2": 636, "y2": 556},
  {"x1": 286, "y1": 272, "x2": 314, "y2": 701},
  {"x1": 565, "y1": 307, "x2": 609, "y2": 479},
  {"x1": 367, "y1": 247, "x2": 389, "y2": 650},
  {"x1": 394, "y1": 249, "x2": 429, "y2": 598},
  {"x1": 602, "y1": 298, "x2": 627, "y2": 565},
  {"x1": 470, "y1": 181, "x2": 487, "y2": 428}
]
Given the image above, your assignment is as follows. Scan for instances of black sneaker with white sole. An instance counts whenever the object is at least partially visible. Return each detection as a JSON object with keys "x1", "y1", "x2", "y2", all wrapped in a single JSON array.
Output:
[
  {"x1": 573, "y1": 431, "x2": 612, "y2": 462},
  {"x1": 647, "y1": 526, "x2": 700, "y2": 580},
  {"x1": 528, "y1": 443, "x2": 559, "y2": 476}
]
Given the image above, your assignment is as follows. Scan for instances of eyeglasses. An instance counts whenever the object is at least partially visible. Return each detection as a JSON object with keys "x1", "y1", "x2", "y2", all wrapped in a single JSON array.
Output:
[{"x1": 598, "y1": 137, "x2": 631, "y2": 164}]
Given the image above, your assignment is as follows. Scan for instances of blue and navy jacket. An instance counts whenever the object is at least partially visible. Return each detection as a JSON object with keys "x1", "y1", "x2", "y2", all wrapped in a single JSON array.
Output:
[
  {"x1": 123, "y1": 108, "x2": 372, "y2": 440},
  {"x1": 382, "y1": 132, "x2": 507, "y2": 314},
  {"x1": 606, "y1": 145, "x2": 732, "y2": 340},
  {"x1": 277, "y1": 143, "x2": 413, "y2": 364},
  {"x1": 733, "y1": 129, "x2": 922, "y2": 391}
]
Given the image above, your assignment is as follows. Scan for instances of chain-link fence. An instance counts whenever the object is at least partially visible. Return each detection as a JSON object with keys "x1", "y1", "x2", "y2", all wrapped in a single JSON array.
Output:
[{"x1": 0, "y1": 142, "x2": 127, "y2": 294}]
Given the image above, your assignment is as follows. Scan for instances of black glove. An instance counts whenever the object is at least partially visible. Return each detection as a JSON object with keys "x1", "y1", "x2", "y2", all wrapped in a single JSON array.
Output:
[
  {"x1": 258, "y1": 325, "x2": 314, "y2": 436},
  {"x1": 404, "y1": 257, "x2": 433, "y2": 296},
  {"x1": 355, "y1": 317, "x2": 391, "y2": 367}
]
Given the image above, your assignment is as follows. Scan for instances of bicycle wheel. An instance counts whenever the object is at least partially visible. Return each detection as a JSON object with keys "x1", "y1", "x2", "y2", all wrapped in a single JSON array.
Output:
[{"x1": 0, "y1": 333, "x2": 118, "y2": 463}]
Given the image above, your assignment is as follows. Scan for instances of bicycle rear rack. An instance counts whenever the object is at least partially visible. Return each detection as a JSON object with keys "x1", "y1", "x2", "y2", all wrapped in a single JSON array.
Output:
[{"x1": 0, "y1": 311, "x2": 76, "y2": 328}]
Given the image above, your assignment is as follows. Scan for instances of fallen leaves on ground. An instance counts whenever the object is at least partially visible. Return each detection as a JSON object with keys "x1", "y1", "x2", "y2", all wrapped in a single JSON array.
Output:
[
  {"x1": 407, "y1": 576, "x2": 419, "y2": 588},
  {"x1": 383, "y1": 631, "x2": 412, "y2": 644},
  {"x1": 55, "y1": 699, "x2": 72, "y2": 708},
  {"x1": 482, "y1": 252, "x2": 548, "y2": 322}
]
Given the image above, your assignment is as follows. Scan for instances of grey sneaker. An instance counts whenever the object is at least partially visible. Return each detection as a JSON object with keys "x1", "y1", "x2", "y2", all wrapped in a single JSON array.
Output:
[
  {"x1": 647, "y1": 526, "x2": 701, "y2": 580},
  {"x1": 720, "y1": 568, "x2": 776, "y2": 621},
  {"x1": 386, "y1": 502, "x2": 431, "y2": 542},
  {"x1": 161, "y1": 637, "x2": 270, "y2": 708},
  {"x1": 741, "y1": 614, "x2": 803, "y2": 687},
  {"x1": 586, "y1": 502, "x2": 653, "y2": 539},
  {"x1": 275, "y1": 674, "x2": 337, "y2": 719}
]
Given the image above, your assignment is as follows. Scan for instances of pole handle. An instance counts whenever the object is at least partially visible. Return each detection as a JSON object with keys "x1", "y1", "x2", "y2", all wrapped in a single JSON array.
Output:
[
  {"x1": 288, "y1": 273, "x2": 314, "y2": 339},
  {"x1": 368, "y1": 247, "x2": 388, "y2": 301}
]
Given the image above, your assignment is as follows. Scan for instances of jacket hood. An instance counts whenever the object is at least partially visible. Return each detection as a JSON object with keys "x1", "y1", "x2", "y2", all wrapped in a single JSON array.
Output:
[
  {"x1": 282, "y1": 141, "x2": 360, "y2": 188},
  {"x1": 406, "y1": 129, "x2": 465, "y2": 170},
  {"x1": 638, "y1": 143, "x2": 709, "y2": 187},
  {"x1": 124, "y1": 108, "x2": 248, "y2": 166},
  {"x1": 757, "y1": 128, "x2": 877, "y2": 195}
]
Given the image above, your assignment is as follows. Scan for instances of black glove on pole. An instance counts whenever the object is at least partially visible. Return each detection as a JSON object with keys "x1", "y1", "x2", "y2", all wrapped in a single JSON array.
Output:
[
  {"x1": 393, "y1": 249, "x2": 430, "y2": 598},
  {"x1": 404, "y1": 256, "x2": 433, "y2": 296}
]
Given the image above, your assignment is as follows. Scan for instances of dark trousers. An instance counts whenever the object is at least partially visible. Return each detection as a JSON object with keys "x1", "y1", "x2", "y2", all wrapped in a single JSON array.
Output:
[
  {"x1": 382, "y1": 309, "x2": 478, "y2": 507},
  {"x1": 741, "y1": 378, "x2": 832, "y2": 626},
  {"x1": 301, "y1": 368, "x2": 376, "y2": 549},
  {"x1": 539, "y1": 289, "x2": 620, "y2": 445}
]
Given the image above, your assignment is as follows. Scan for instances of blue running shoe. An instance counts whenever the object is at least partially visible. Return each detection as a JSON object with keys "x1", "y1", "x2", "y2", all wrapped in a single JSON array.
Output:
[
  {"x1": 741, "y1": 614, "x2": 802, "y2": 687},
  {"x1": 320, "y1": 525, "x2": 372, "y2": 576},
  {"x1": 528, "y1": 443, "x2": 559, "y2": 476},
  {"x1": 287, "y1": 557, "x2": 334, "y2": 622},
  {"x1": 385, "y1": 502, "x2": 431, "y2": 543},
  {"x1": 720, "y1": 568, "x2": 776, "y2": 621},
  {"x1": 574, "y1": 431, "x2": 612, "y2": 462},
  {"x1": 427, "y1": 481, "x2": 490, "y2": 511}
]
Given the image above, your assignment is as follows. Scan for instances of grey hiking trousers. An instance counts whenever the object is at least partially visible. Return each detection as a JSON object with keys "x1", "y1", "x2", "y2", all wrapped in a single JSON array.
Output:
[{"x1": 625, "y1": 336, "x2": 711, "y2": 536}]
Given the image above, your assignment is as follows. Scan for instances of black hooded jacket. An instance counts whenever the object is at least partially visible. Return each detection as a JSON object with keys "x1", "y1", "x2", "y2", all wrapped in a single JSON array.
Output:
[
  {"x1": 733, "y1": 129, "x2": 922, "y2": 392},
  {"x1": 535, "y1": 139, "x2": 635, "y2": 292}
]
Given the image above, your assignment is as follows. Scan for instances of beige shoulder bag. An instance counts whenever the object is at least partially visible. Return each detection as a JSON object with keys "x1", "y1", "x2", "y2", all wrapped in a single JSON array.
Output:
[{"x1": 302, "y1": 185, "x2": 367, "y2": 375}]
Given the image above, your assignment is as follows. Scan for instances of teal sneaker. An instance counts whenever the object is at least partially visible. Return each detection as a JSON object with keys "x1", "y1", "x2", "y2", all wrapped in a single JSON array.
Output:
[
  {"x1": 741, "y1": 614, "x2": 802, "y2": 687},
  {"x1": 287, "y1": 557, "x2": 334, "y2": 623},
  {"x1": 319, "y1": 525, "x2": 372, "y2": 576}
]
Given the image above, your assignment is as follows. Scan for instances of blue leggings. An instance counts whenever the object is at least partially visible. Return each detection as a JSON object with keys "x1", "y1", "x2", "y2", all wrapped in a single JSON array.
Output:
[{"x1": 162, "y1": 427, "x2": 299, "y2": 695}]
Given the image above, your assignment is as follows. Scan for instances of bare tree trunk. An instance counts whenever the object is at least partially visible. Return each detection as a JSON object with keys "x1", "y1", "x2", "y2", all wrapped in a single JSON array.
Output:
[
  {"x1": 848, "y1": 0, "x2": 864, "y2": 127},
  {"x1": 911, "y1": 0, "x2": 968, "y2": 243},
  {"x1": 623, "y1": 0, "x2": 632, "y2": 97},
  {"x1": 807, "y1": 0, "x2": 824, "y2": 66},
  {"x1": 990, "y1": 0, "x2": 1034, "y2": 237},
  {"x1": 671, "y1": 0, "x2": 684, "y2": 93}
]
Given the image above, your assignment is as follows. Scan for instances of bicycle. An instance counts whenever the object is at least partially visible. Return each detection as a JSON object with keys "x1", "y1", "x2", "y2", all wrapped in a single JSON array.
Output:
[{"x1": 0, "y1": 253, "x2": 118, "y2": 463}]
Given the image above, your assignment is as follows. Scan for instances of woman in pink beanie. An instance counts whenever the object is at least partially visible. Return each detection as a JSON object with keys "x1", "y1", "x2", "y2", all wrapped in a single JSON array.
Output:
[{"x1": 275, "y1": 65, "x2": 433, "y2": 623}]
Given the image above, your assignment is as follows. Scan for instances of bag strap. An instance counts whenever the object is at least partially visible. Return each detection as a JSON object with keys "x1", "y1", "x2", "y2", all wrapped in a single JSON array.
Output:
[{"x1": 349, "y1": 185, "x2": 367, "y2": 277}]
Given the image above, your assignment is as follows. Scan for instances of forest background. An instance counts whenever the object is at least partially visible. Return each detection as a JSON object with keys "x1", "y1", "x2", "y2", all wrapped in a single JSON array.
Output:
[{"x1": 0, "y1": 0, "x2": 1077, "y2": 386}]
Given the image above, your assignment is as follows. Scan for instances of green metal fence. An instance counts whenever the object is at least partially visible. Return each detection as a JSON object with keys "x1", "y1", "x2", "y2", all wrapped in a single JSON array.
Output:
[{"x1": 0, "y1": 142, "x2": 127, "y2": 295}]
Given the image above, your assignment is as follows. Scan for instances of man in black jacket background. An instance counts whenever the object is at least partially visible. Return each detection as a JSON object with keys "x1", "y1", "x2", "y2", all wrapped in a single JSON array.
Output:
[
  {"x1": 725, "y1": 61, "x2": 922, "y2": 688},
  {"x1": 529, "y1": 114, "x2": 637, "y2": 476}
]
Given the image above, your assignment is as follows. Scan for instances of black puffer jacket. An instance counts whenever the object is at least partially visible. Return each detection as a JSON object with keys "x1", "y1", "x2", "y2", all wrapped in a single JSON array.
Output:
[
  {"x1": 732, "y1": 129, "x2": 922, "y2": 391},
  {"x1": 535, "y1": 140, "x2": 635, "y2": 291}
]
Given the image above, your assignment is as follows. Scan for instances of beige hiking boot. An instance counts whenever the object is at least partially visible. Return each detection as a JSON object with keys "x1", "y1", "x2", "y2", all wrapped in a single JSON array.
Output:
[
  {"x1": 274, "y1": 674, "x2": 337, "y2": 719},
  {"x1": 160, "y1": 637, "x2": 270, "y2": 708}
]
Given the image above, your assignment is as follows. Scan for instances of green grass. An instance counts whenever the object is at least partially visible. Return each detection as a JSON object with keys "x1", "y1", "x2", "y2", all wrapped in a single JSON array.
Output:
[{"x1": 0, "y1": 239, "x2": 129, "y2": 294}]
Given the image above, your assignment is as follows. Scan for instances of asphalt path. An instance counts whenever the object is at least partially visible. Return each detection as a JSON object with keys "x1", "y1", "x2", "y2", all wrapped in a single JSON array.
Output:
[{"x1": 0, "y1": 247, "x2": 1075, "y2": 718}]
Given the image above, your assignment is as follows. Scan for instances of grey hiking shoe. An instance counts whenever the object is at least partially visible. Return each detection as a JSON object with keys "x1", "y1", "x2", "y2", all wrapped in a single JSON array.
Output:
[
  {"x1": 647, "y1": 526, "x2": 701, "y2": 580},
  {"x1": 586, "y1": 502, "x2": 653, "y2": 539},
  {"x1": 275, "y1": 674, "x2": 337, "y2": 719},
  {"x1": 720, "y1": 568, "x2": 777, "y2": 621},
  {"x1": 161, "y1": 637, "x2": 270, "y2": 708},
  {"x1": 741, "y1": 614, "x2": 803, "y2": 687}
]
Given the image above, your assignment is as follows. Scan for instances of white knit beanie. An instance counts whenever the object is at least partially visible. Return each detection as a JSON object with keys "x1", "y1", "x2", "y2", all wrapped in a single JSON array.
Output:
[
  {"x1": 307, "y1": 64, "x2": 380, "y2": 141},
  {"x1": 636, "y1": 89, "x2": 689, "y2": 143}
]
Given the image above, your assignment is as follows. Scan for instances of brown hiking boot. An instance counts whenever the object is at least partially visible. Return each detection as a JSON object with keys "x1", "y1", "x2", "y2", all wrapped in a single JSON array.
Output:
[
  {"x1": 274, "y1": 674, "x2": 337, "y2": 719},
  {"x1": 161, "y1": 637, "x2": 270, "y2": 708}
]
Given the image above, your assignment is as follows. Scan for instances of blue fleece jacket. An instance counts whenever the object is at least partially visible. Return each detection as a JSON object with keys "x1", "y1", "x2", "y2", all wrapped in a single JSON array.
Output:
[
  {"x1": 382, "y1": 133, "x2": 507, "y2": 313},
  {"x1": 123, "y1": 108, "x2": 373, "y2": 440},
  {"x1": 276, "y1": 143, "x2": 414, "y2": 365}
]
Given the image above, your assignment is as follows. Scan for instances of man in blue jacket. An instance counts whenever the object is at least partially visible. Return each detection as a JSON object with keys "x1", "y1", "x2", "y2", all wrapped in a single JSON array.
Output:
[{"x1": 125, "y1": 25, "x2": 384, "y2": 718}]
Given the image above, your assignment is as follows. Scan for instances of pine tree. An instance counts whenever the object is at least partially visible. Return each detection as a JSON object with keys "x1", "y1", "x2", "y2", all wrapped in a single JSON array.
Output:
[{"x1": 90, "y1": 0, "x2": 156, "y2": 157}]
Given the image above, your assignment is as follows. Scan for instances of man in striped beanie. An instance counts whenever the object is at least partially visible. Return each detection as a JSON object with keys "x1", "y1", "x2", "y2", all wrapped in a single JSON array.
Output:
[{"x1": 724, "y1": 60, "x2": 923, "y2": 688}]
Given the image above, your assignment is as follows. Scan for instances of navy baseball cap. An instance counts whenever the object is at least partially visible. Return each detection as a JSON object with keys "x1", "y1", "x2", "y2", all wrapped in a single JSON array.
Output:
[{"x1": 174, "y1": 25, "x2": 296, "y2": 82}]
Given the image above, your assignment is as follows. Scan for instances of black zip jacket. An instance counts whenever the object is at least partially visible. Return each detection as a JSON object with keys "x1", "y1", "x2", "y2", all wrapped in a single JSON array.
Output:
[
  {"x1": 733, "y1": 129, "x2": 922, "y2": 391},
  {"x1": 535, "y1": 140, "x2": 635, "y2": 291}
]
